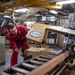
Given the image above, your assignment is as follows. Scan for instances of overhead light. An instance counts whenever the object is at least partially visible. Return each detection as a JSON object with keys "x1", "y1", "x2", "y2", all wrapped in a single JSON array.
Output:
[
  {"x1": 56, "y1": 0, "x2": 75, "y2": 5},
  {"x1": 50, "y1": 10, "x2": 58, "y2": 14},
  {"x1": 14, "y1": 8, "x2": 29, "y2": 13},
  {"x1": 3, "y1": 15, "x2": 11, "y2": 18}
]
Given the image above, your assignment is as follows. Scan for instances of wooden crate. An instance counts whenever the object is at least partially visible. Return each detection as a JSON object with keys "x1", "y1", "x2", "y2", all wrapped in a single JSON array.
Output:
[{"x1": 25, "y1": 48, "x2": 48, "y2": 58}]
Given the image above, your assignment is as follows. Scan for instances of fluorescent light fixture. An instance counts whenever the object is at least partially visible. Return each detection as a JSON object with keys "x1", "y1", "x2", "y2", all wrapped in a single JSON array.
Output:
[
  {"x1": 50, "y1": 10, "x2": 58, "y2": 14},
  {"x1": 56, "y1": 0, "x2": 75, "y2": 5},
  {"x1": 14, "y1": 8, "x2": 29, "y2": 13},
  {"x1": 4, "y1": 15, "x2": 11, "y2": 18}
]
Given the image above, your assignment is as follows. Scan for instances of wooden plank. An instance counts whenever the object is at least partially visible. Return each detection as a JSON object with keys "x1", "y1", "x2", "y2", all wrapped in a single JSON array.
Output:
[
  {"x1": 0, "y1": 71, "x2": 10, "y2": 75},
  {"x1": 12, "y1": 66, "x2": 29, "y2": 74},
  {"x1": 30, "y1": 60, "x2": 44, "y2": 65},
  {"x1": 22, "y1": 63, "x2": 38, "y2": 69},
  {"x1": 35, "y1": 57, "x2": 49, "y2": 62},
  {"x1": 26, "y1": 52, "x2": 69, "y2": 75}
]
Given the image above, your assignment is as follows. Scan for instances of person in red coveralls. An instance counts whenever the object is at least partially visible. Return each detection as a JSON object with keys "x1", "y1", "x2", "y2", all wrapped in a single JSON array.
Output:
[{"x1": 7, "y1": 23, "x2": 29, "y2": 66}]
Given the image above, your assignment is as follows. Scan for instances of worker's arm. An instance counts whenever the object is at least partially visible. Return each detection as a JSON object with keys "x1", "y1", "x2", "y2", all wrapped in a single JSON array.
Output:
[
  {"x1": 8, "y1": 35, "x2": 23, "y2": 55},
  {"x1": 8, "y1": 34, "x2": 19, "y2": 51}
]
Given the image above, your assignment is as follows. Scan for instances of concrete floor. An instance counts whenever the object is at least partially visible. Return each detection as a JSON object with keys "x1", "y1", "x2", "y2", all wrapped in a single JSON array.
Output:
[{"x1": 0, "y1": 52, "x2": 23, "y2": 70}]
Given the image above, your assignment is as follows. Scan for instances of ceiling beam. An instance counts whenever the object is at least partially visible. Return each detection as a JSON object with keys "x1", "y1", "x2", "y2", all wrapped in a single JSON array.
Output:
[
  {"x1": 27, "y1": 4, "x2": 62, "y2": 9},
  {"x1": 0, "y1": 0, "x2": 60, "y2": 11}
]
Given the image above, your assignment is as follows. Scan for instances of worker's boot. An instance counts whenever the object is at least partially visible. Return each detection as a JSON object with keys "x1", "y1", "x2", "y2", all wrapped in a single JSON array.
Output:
[{"x1": 23, "y1": 55, "x2": 32, "y2": 61}]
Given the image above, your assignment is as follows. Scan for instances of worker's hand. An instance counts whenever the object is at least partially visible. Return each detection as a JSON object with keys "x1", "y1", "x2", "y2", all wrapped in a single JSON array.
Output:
[{"x1": 18, "y1": 51, "x2": 23, "y2": 56}]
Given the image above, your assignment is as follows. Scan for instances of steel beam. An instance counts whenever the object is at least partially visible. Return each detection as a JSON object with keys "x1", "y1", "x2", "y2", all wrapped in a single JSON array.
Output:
[{"x1": 27, "y1": 4, "x2": 62, "y2": 9}]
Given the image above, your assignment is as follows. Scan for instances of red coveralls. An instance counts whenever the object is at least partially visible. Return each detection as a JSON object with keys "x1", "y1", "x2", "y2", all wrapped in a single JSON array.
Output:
[
  {"x1": 1, "y1": 28, "x2": 8, "y2": 35},
  {"x1": 8, "y1": 25, "x2": 29, "y2": 66}
]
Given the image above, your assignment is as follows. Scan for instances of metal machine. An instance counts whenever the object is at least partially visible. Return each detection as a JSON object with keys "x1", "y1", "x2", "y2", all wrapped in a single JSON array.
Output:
[
  {"x1": 0, "y1": 16, "x2": 14, "y2": 36},
  {"x1": 0, "y1": 36, "x2": 5, "y2": 65},
  {"x1": 0, "y1": 16, "x2": 14, "y2": 65},
  {"x1": 0, "y1": 16, "x2": 11, "y2": 65}
]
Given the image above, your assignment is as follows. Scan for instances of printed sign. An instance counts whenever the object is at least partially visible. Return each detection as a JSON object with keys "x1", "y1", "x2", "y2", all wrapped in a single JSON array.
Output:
[{"x1": 30, "y1": 31, "x2": 42, "y2": 38}]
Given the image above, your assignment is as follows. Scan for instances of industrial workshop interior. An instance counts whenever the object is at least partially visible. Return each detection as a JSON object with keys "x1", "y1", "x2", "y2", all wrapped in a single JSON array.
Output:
[{"x1": 1, "y1": 0, "x2": 75, "y2": 75}]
